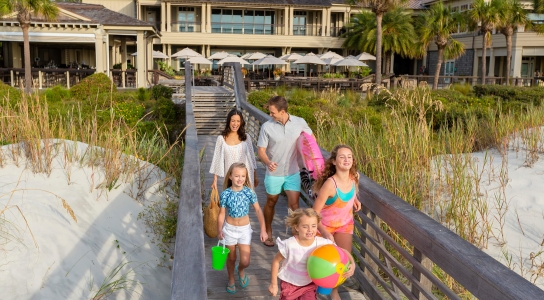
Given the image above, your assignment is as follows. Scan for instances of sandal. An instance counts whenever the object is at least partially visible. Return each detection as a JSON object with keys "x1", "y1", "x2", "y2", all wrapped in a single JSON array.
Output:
[
  {"x1": 235, "y1": 265, "x2": 249, "y2": 289},
  {"x1": 263, "y1": 237, "x2": 275, "y2": 247},
  {"x1": 226, "y1": 283, "x2": 236, "y2": 294}
]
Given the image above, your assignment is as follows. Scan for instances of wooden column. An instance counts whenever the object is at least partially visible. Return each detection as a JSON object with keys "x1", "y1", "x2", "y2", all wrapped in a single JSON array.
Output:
[
  {"x1": 206, "y1": 4, "x2": 212, "y2": 33},
  {"x1": 284, "y1": 7, "x2": 289, "y2": 35},
  {"x1": 321, "y1": 8, "x2": 326, "y2": 36},
  {"x1": 289, "y1": 6, "x2": 294, "y2": 35},
  {"x1": 136, "y1": 30, "x2": 146, "y2": 88},
  {"x1": 167, "y1": 2, "x2": 172, "y2": 32},
  {"x1": 161, "y1": 2, "x2": 166, "y2": 32},
  {"x1": 201, "y1": 3, "x2": 206, "y2": 33},
  {"x1": 94, "y1": 30, "x2": 104, "y2": 73}
]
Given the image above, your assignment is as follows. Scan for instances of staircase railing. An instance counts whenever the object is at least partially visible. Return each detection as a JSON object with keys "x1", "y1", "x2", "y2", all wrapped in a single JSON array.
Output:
[
  {"x1": 171, "y1": 61, "x2": 206, "y2": 300},
  {"x1": 224, "y1": 62, "x2": 544, "y2": 299}
]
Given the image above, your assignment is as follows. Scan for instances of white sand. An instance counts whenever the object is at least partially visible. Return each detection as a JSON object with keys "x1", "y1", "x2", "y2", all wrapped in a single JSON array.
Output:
[
  {"x1": 433, "y1": 130, "x2": 544, "y2": 289},
  {"x1": 0, "y1": 140, "x2": 172, "y2": 299}
]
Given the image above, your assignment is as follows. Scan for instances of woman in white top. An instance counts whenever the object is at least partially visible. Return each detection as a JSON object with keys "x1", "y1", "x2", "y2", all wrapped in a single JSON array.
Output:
[{"x1": 210, "y1": 109, "x2": 258, "y2": 190}]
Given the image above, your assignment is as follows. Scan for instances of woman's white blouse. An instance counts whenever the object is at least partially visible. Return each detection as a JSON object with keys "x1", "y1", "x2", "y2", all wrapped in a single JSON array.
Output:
[{"x1": 209, "y1": 133, "x2": 257, "y2": 186}]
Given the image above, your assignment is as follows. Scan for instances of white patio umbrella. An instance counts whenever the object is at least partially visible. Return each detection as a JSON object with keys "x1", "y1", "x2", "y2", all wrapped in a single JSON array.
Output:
[
  {"x1": 354, "y1": 52, "x2": 376, "y2": 61},
  {"x1": 294, "y1": 53, "x2": 325, "y2": 77},
  {"x1": 188, "y1": 56, "x2": 213, "y2": 64},
  {"x1": 171, "y1": 47, "x2": 202, "y2": 59},
  {"x1": 320, "y1": 51, "x2": 344, "y2": 60},
  {"x1": 333, "y1": 58, "x2": 368, "y2": 67},
  {"x1": 217, "y1": 55, "x2": 250, "y2": 65},
  {"x1": 280, "y1": 53, "x2": 303, "y2": 62},
  {"x1": 245, "y1": 52, "x2": 267, "y2": 60},
  {"x1": 321, "y1": 57, "x2": 342, "y2": 74},
  {"x1": 131, "y1": 50, "x2": 169, "y2": 59},
  {"x1": 333, "y1": 58, "x2": 368, "y2": 78},
  {"x1": 252, "y1": 55, "x2": 288, "y2": 79},
  {"x1": 208, "y1": 51, "x2": 230, "y2": 60}
]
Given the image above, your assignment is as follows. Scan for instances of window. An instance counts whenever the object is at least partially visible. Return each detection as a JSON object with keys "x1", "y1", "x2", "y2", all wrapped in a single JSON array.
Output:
[
  {"x1": 460, "y1": 4, "x2": 468, "y2": 11},
  {"x1": 210, "y1": 9, "x2": 276, "y2": 34},
  {"x1": 452, "y1": 6, "x2": 459, "y2": 12}
]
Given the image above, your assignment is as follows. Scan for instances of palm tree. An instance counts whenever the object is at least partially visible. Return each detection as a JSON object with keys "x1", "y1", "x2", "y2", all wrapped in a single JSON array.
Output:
[
  {"x1": 0, "y1": 0, "x2": 59, "y2": 94},
  {"x1": 350, "y1": 0, "x2": 405, "y2": 86},
  {"x1": 495, "y1": 0, "x2": 531, "y2": 85},
  {"x1": 466, "y1": 0, "x2": 501, "y2": 85},
  {"x1": 343, "y1": 7, "x2": 418, "y2": 76},
  {"x1": 417, "y1": 1, "x2": 465, "y2": 90}
]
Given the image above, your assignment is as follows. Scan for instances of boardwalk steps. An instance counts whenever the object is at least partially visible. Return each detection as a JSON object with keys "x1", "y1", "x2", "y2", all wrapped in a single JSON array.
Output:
[{"x1": 192, "y1": 86, "x2": 235, "y2": 135}]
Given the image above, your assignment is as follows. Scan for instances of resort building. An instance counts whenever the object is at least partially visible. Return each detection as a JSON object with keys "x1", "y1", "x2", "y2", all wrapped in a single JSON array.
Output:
[
  {"x1": 1, "y1": 0, "x2": 543, "y2": 88},
  {"x1": 0, "y1": 2, "x2": 157, "y2": 88},
  {"x1": 422, "y1": 0, "x2": 544, "y2": 81}
]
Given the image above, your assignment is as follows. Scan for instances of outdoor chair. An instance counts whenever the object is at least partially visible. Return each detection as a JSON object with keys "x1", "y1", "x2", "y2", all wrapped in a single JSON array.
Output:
[{"x1": 126, "y1": 74, "x2": 136, "y2": 87}]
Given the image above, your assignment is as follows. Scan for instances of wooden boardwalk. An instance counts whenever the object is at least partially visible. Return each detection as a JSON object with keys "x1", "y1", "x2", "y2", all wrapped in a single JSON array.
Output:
[{"x1": 198, "y1": 135, "x2": 366, "y2": 300}]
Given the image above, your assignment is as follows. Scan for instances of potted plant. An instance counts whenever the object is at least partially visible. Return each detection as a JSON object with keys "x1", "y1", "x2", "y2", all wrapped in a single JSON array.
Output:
[
  {"x1": 273, "y1": 68, "x2": 283, "y2": 80},
  {"x1": 241, "y1": 67, "x2": 248, "y2": 78}
]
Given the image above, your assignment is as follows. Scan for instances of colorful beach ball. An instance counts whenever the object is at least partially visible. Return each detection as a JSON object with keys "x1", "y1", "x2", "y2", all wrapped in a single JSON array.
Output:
[{"x1": 307, "y1": 244, "x2": 350, "y2": 289}]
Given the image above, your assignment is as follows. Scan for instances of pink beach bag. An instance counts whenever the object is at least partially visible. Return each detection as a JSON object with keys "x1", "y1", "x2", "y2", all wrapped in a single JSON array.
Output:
[{"x1": 298, "y1": 132, "x2": 325, "y2": 180}]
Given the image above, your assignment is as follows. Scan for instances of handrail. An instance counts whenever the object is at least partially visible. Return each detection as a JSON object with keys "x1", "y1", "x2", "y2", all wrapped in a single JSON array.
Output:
[
  {"x1": 227, "y1": 65, "x2": 544, "y2": 299},
  {"x1": 170, "y1": 61, "x2": 207, "y2": 300}
]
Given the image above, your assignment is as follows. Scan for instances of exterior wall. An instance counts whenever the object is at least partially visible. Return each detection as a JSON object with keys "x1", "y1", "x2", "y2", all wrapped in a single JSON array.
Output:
[
  {"x1": 427, "y1": 49, "x2": 474, "y2": 77},
  {"x1": 82, "y1": 0, "x2": 135, "y2": 18}
]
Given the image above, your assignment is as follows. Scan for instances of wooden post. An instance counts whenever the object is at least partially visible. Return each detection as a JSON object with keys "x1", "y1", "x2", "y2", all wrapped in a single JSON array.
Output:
[
  {"x1": 66, "y1": 71, "x2": 70, "y2": 89},
  {"x1": 10, "y1": 70, "x2": 14, "y2": 87},
  {"x1": 39, "y1": 71, "x2": 43, "y2": 89},
  {"x1": 412, "y1": 248, "x2": 433, "y2": 299},
  {"x1": 363, "y1": 209, "x2": 380, "y2": 286},
  {"x1": 122, "y1": 71, "x2": 126, "y2": 88}
]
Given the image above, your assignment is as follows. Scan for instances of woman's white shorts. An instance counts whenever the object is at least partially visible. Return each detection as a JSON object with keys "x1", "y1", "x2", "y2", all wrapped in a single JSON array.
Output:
[{"x1": 221, "y1": 222, "x2": 253, "y2": 246}]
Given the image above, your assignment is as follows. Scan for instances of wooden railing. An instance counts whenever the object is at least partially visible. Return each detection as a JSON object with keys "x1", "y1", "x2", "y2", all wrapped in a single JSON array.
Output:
[
  {"x1": 226, "y1": 62, "x2": 544, "y2": 300},
  {"x1": 171, "y1": 61, "x2": 207, "y2": 300},
  {"x1": 0, "y1": 68, "x2": 95, "y2": 89}
]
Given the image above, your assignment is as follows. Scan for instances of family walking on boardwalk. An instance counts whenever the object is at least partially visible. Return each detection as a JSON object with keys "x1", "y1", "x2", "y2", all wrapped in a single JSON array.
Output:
[{"x1": 209, "y1": 96, "x2": 361, "y2": 300}]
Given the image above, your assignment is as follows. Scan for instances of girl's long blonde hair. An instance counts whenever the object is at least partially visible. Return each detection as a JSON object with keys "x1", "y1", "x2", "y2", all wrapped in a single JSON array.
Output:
[
  {"x1": 285, "y1": 208, "x2": 322, "y2": 231},
  {"x1": 223, "y1": 162, "x2": 252, "y2": 190},
  {"x1": 312, "y1": 144, "x2": 359, "y2": 192}
]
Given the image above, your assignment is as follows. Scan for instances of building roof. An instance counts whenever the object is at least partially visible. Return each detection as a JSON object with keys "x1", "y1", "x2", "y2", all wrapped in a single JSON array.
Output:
[
  {"x1": 172, "y1": 0, "x2": 333, "y2": 6},
  {"x1": 57, "y1": 3, "x2": 154, "y2": 27},
  {"x1": 330, "y1": 0, "x2": 427, "y2": 10}
]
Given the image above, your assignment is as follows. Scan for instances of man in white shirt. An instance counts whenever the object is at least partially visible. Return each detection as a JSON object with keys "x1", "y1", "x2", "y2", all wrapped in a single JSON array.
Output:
[{"x1": 257, "y1": 96, "x2": 312, "y2": 247}]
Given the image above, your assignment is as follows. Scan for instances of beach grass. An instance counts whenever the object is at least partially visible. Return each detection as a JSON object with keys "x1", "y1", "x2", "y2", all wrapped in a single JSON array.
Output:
[
  {"x1": 0, "y1": 81, "x2": 183, "y2": 296},
  {"x1": 249, "y1": 85, "x2": 544, "y2": 295}
]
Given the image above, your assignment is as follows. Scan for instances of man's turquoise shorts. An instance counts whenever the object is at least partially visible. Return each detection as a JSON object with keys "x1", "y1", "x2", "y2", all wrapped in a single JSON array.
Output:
[{"x1": 264, "y1": 172, "x2": 301, "y2": 195}]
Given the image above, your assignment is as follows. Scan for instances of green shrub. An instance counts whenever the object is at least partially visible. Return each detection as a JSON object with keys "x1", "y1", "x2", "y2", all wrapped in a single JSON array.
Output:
[
  {"x1": 137, "y1": 87, "x2": 150, "y2": 102},
  {"x1": 151, "y1": 84, "x2": 173, "y2": 100},
  {"x1": 114, "y1": 102, "x2": 146, "y2": 125},
  {"x1": 0, "y1": 82, "x2": 22, "y2": 105},
  {"x1": 248, "y1": 90, "x2": 272, "y2": 109},
  {"x1": 450, "y1": 83, "x2": 473, "y2": 96},
  {"x1": 473, "y1": 84, "x2": 544, "y2": 105},
  {"x1": 71, "y1": 73, "x2": 116, "y2": 100},
  {"x1": 44, "y1": 85, "x2": 70, "y2": 103},
  {"x1": 289, "y1": 106, "x2": 316, "y2": 129},
  {"x1": 154, "y1": 96, "x2": 176, "y2": 122}
]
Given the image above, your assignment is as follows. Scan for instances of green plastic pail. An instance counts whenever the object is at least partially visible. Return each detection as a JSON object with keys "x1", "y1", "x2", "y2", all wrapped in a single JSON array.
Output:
[{"x1": 211, "y1": 242, "x2": 230, "y2": 270}]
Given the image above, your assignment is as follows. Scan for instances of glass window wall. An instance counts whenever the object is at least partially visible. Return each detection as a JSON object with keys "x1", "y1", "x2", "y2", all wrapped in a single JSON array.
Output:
[{"x1": 211, "y1": 9, "x2": 277, "y2": 34}]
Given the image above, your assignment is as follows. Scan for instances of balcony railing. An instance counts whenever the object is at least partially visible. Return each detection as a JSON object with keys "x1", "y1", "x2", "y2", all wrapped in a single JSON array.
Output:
[
  {"x1": 293, "y1": 24, "x2": 322, "y2": 36},
  {"x1": 330, "y1": 26, "x2": 348, "y2": 37},
  {"x1": 210, "y1": 22, "x2": 284, "y2": 35},
  {"x1": 172, "y1": 22, "x2": 202, "y2": 33}
]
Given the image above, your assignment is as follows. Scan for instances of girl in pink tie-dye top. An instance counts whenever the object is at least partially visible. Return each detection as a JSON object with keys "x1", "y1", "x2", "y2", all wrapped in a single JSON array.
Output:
[
  {"x1": 312, "y1": 145, "x2": 362, "y2": 300},
  {"x1": 268, "y1": 208, "x2": 355, "y2": 300}
]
